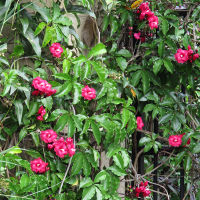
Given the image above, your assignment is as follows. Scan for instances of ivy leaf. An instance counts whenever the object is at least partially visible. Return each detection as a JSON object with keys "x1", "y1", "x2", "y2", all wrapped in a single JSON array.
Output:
[
  {"x1": 14, "y1": 100, "x2": 23, "y2": 125},
  {"x1": 82, "y1": 185, "x2": 96, "y2": 200},
  {"x1": 71, "y1": 153, "x2": 84, "y2": 176},
  {"x1": 80, "y1": 177, "x2": 93, "y2": 188},
  {"x1": 87, "y1": 43, "x2": 107, "y2": 59},
  {"x1": 54, "y1": 113, "x2": 69, "y2": 133},
  {"x1": 91, "y1": 121, "x2": 101, "y2": 145}
]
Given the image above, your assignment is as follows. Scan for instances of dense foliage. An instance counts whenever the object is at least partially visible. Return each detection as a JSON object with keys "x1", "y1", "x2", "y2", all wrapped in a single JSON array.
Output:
[{"x1": 0, "y1": 0, "x2": 200, "y2": 199}]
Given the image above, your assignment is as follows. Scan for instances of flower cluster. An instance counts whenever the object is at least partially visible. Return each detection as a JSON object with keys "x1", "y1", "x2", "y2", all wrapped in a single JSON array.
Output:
[
  {"x1": 49, "y1": 43, "x2": 63, "y2": 58},
  {"x1": 168, "y1": 133, "x2": 190, "y2": 147},
  {"x1": 174, "y1": 45, "x2": 199, "y2": 64},
  {"x1": 82, "y1": 85, "x2": 96, "y2": 100},
  {"x1": 129, "y1": 181, "x2": 151, "y2": 198},
  {"x1": 137, "y1": 116, "x2": 144, "y2": 130},
  {"x1": 37, "y1": 106, "x2": 46, "y2": 121},
  {"x1": 30, "y1": 158, "x2": 49, "y2": 173},
  {"x1": 137, "y1": 2, "x2": 159, "y2": 30},
  {"x1": 32, "y1": 77, "x2": 57, "y2": 97},
  {"x1": 40, "y1": 130, "x2": 75, "y2": 158}
]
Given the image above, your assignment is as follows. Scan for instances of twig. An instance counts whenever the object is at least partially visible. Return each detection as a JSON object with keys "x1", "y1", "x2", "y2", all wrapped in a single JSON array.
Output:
[
  {"x1": 133, "y1": 148, "x2": 144, "y2": 170},
  {"x1": 182, "y1": 183, "x2": 193, "y2": 200},
  {"x1": 185, "y1": 110, "x2": 199, "y2": 128}
]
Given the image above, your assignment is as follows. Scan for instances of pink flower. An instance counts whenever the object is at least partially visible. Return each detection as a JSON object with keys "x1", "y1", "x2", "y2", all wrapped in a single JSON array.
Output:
[
  {"x1": 32, "y1": 77, "x2": 56, "y2": 97},
  {"x1": 143, "y1": 189, "x2": 151, "y2": 197},
  {"x1": 38, "y1": 106, "x2": 46, "y2": 117},
  {"x1": 193, "y1": 53, "x2": 199, "y2": 61},
  {"x1": 37, "y1": 115, "x2": 43, "y2": 121},
  {"x1": 168, "y1": 135, "x2": 182, "y2": 147},
  {"x1": 138, "y1": 2, "x2": 149, "y2": 12},
  {"x1": 148, "y1": 15, "x2": 159, "y2": 30},
  {"x1": 137, "y1": 116, "x2": 144, "y2": 130},
  {"x1": 134, "y1": 32, "x2": 141, "y2": 40},
  {"x1": 48, "y1": 144, "x2": 54, "y2": 150},
  {"x1": 82, "y1": 85, "x2": 96, "y2": 100},
  {"x1": 49, "y1": 43, "x2": 63, "y2": 58},
  {"x1": 40, "y1": 129, "x2": 57, "y2": 144},
  {"x1": 53, "y1": 137, "x2": 68, "y2": 158},
  {"x1": 30, "y1": 158, "x2": 49, "y2": 173},
  {"x1": 174, "y1": 49, "x2": 189, "y2": 63}
]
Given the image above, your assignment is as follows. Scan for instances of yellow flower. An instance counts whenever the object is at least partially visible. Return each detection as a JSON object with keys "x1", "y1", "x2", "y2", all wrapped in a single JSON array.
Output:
[{"x1": 131, "y1": 0, "x2": 143, "y2": 9}]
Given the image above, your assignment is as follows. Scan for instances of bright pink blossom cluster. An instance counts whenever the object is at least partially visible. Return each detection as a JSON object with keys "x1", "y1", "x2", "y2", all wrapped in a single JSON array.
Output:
[
  {"x1": 132, "y1": 181, "x2": 151, "y2": 198},
  {"x1": 30, "y1": 158, "x2": 49, "y2": 173},
  {"x1": 82, "y1": 85, "x2": 96, "y2": 100},
  {"x1": 168, "y1": 133, "x2": 191, "y2": 147},
  {"x1": 37, "y1": 106, "x2": 46, "y2": 121},
  {"x1": 137, "y1": 116, "x2": 144, "y2": 130},
  {"x1": 137, "y1": 2, "x2": 159, "y2": 30},
  {"x1": 174, "y1": 45, "x2": 199, "y2": 64},
  {"x1": 32, "y1": 77, "x2": 57, "y2": 97},
  {"x1": 40, "y1": 130, "x2": 75, "y2": 158},
  {"x1": 49, "y1": 43, "x2": 63, "y2": 58}
]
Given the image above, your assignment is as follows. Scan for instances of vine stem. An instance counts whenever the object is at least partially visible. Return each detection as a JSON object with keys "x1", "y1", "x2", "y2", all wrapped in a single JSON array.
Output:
[{"x1": 58, "y1": 105, "x2": 76, "y2": 194}]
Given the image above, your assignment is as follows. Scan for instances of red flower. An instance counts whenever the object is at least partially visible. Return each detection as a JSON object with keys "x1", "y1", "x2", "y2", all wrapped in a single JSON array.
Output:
[
  {"x1": 134, "y1": 32, "x2": 141, "y2": 40},
  {"x1": 143, "y1": 189, "x2": 151, "y2": 197},
  {"x1": 180, "y1": 133, "x2": 191, "y2": 147},
  {"x1": 193, "y1": 53, "x2": 199, "y2": 61},
  {"x1": 168, "y1": 135, "x2": 182, "y2": 147},
  {"x1": 174, "y1": 49, "x2": 189, "y2": 63},
  {"x1": 37, "y1": 115, "x2": 44, "y2": 121},
  {"x1": 82, "y1": 85, "x2": 96, "y2": 100},
  {"x1": 148, "y1": 15, "x2": 159, "y2": 30},
  {"x1": 38, "y1": 106, "x2": 46, "y2": 117},
  {"x1": 30, "y1": 158, "x2": 49, "y2": 173},
  {"x1": 32, "y1": 77, "x2": 56, "y2": 97},
  {"x1": 40, "y1": 129, "x2": 57, "y2": 144},
  {"x1": 137, "y1": 116, "x2": 144, "y2": 130},
  {"x1": 140, "y1": 36, "x2": 146, "y2": 43},
  {"x1": 49, "y1": 43, "x2": 63, "y2": 58},
  {"x1": 48, "y1": 144, "x2": 54, "y2": 150}
]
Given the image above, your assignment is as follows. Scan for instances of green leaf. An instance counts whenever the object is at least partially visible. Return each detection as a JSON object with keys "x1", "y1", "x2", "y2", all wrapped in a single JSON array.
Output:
[
  {"x1": 71, "y1": 152, "x2": 84, "y2": 176},
  {"x1": 96, "y1": 187, "x2": 103, "y2": 200},
  {"x1": 91, "y1": 61, "x2": 108, "y2": 82},
  {"x1": 113, "y1": 154, "x2": 124, "y2": 169},
  {"x1": 0, "y1": 56, "x2": 9, "y2": 65},
  {"x1": 87, "y1": 43, "x2": 107, "y2": 58},
  {"x1": 82, "y1": 62, "x2": 91, "y2": 79},
  {"x1": 54, "y1": 113, "x2": 69, "y2": 133},
  {"x1": 142, "y1": 71, "x2": 150, "y2": 94},
  {"x1": 26, "y1": 149, "x2": 42, "y2": 158},
  {"x1": 163, "y1": 58, "x2": 174, "y2": 73},
  {"x1": 159, "y1": 113, "x2": 172, "y2": 124},
  {"x1": 110, "y1": 19, "x2": 118, "y2": 36},
  {"x1": 73, "y1": 83, "x2": 82, "y2": 104},
  {"x1": 131, "y1": 70, "x2": 141, "y2": 86},
  {"x1": 63, "y1": 59, "x2": 71, "y2": 74},
  {"x1": 68, "y1": 116, "x2": 75, "y2": 137},
  {"x1": 0, "y1": 43, "x2": 7, "y2": 52},
  {"x1": 116, "y1": 57, "x2": 127, "y2": 71},
  {"x1": 116, "y1": 49, "x2": 132, "y2": 58},
  {"x1": 192, "y1": 143, "x2": 200, "y2": 154},
  {"x1": 20, "y1": 17, "x2": 29, "y2": 35},
  {"x1": 42, "y1": 26, "x2": 55, "y2": 47},
  {"x1": 54, "y1": 16, "x2": 72, "y2": 26},
  {"x1": 143, "y1": 142, "x2": 153, "y2": 153},
  {"x1": 94, "y1": 171, "x2": 107, "y2": 183},
  {"x1": 19, "y1": 128, "x2": 27, "y2": 142},
  {"x1": 32, "y1": 4, "x2": 51, "y2": 23},
  {"x1": 158, "y1": 41, "x2": 164, "y2": 57},
  {"x1": 172, "y1": 117, "x2": 181, "y2": 131},
  {"x1": 34, "y1": 22, "x2": 46, "y2": 36},
  {"x1": 20, "y1": 174, "x2": 29, "y2": 189},
  {"x1": 25, "y1": 27, "x2": 41, "y2": 57},
  {"x1": 28, "y1": 101, "x2": 39, "y2": 117},
  {"x1": 102, "y1": 15, "x2": 109, "y2": 32},
  {"x1": 14, "y1": 100, "x2": 23, "y2": 125},
  {"x1": 83, "y1": 156, "x2": 91, "y2": 177},
  {"x1": 80, "y1": 177, "x2": 93, "y2": 188},
  {"x1": 41, "y1": 96, "x2": 53, "y2": 111},
  {"x1": 82, "y1": 185, "x2": 96, "y2": 200},
  {"x1": 184, "y1": 156, "x2": 192, "y2": 171},
  {"x1": 31, "y1": 132, "x2": 40, "y2": 147},
  {"x1": 91, "y1": 121, "x2": 101, "y2": 145},
  {"x1": 162, "y1": 19, "x2": 169, "y2": 35},
  {"x1": 153, "y1": 59, "x2": 163, "y2": 75},
  {"x1": 143, "y1": 104, "x2": 156, "y2": 113},
  {"x1": 121, "y1": 150, "x2": 130, "y2": 168},
  {"x1": 139, "y1": 137, "x2": 151, "y2": 146},
  {"x1": 122, "y1": 108, "x2": 130, "y2": 129},
  {"x1": 55, "y1": 82, "x2": 72, "y2": 97},
  {"x1": 53, "y1": 2, "x2": 61, "y2": 20},
  {"x1": 6, "y1": 146, "x2": 22, "y2": 154},
  {"x1": 108, "y1": 165, "x2": 126, "y2": 176}
]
